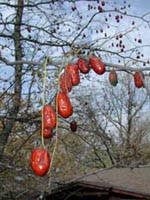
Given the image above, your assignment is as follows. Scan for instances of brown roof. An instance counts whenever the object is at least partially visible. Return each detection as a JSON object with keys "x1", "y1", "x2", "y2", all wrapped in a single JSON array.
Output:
[{"x1": 77, "y1": 167, "x2": 150, "y2": 197}]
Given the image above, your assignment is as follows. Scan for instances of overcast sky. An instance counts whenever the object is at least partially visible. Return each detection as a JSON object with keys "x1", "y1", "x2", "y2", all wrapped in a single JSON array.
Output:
[{"x1": 0, "y1": 0, "x2": 150, "y2": 94}]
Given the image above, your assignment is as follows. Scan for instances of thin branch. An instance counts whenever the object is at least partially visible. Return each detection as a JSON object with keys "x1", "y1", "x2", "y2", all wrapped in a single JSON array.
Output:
[
  {"x1": 0, "y1": 1, "x2": 55, "y2": 8},
  {"x1": 1, "y1": 54, "x2": 150, "y2": 72},
  {"x1": 0, "y1": 55, "x2": 43, "y2": 66},
  {"x1": 104, "y1": 62, "x2": 150, "y2": 72}
]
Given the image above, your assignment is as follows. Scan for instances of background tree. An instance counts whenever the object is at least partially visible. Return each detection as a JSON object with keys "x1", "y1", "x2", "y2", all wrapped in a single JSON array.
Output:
[
  {"x1": 0, "y1": 0, "x2": 150, "y2": 198},
  {"x1": 72, "y1": 73, "x2": 150, "y2": 168}
]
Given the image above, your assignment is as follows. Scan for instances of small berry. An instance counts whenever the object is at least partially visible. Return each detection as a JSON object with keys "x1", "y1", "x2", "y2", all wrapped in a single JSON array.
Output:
[
  {"x1": 101, "y1": 1, "x2": 105, "y2": 6},
  {"x1": 98, "y1": 5, "x2": 103, "y2": 12},
  {"x1": 115, "y1": 15, "x2": 119, "y2": 20},
  {"x1": 138, "y1": 39, "x2": 142, "y2": 43}
]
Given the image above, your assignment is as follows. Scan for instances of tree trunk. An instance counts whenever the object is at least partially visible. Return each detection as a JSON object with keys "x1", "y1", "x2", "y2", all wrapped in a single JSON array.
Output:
[{"x1": 0, "y1": 0, "x2": 24, "y2": 159}]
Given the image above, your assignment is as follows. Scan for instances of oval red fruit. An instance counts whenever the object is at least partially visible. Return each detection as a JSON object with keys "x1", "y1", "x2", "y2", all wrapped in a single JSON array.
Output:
[
  {"x1": 77, "y1": 58, "x2": 90, "y2": 74},
  {"x1": 66, "y1": 64, "x2": 80, "y2": 86},
  {"x1": 57, "y1": 91, "x2": 73, "y2": 118},
  {"x1": 60, "y1": 71, "x2": 72, "y2": 93},
  {"x1": 134, "y1": 72, "x2": 144, "y2": 88},
  {"x1": 70, "y1": 120, "x2": 77, "y2": 132},
  {"x1": 43, "y1": 104, "x2": 56, "y2": 129},
  {"x1": 89, "y1": 56, "x2": 105, "y2": 75},
  {"x1": 30, "y1": 148, "x2": 50, "y2": 176},
  {"x1": 43, "y1": 128, "x2": 52, "y2": 139},
  {"x1": 109, "y1": 70, "x2": 118, "y2": 86}
]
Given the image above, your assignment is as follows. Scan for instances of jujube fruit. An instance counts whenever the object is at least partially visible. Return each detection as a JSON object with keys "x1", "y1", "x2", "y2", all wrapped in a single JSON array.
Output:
[
  {"x1": 43, "y1": 128, "x2": 52, "y2": 139},
  {"x1": 77, "y1": 58, "x2": 90, "y2": 74},
  {"x1": 30, "y1": 148, "x2": 50, "y2": 176},
  {"x1": 66, "y1": 64, "x2": 80, "y2": 86},
  {"x1": 109, "y1": 70, "x2": 118, "y2": 86},
  {"x1": 60, "y1": 71, "x2": 72, "y2": 93},
  {"x1": 134, "y1": 72, "x2": 144, "y2": 88},
  {"x1": 70, "y1": 120, "x2": 77, "y2": 132},
  {"x1": 43, "y1": 104, "x2": 56, "y2": 129},
  {"x1": 89, "y1": 56, "x2": 105, "y2": 75},
  {"x1": 56, "y1": 91, "x2": 73, "y2": 118}
]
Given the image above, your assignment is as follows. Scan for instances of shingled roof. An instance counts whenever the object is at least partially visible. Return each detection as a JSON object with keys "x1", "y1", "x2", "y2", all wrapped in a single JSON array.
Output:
[
  {"x1": 46, "y1": 167, "x2": 150, "y2": 200},
  {"x1": 78, "y1": 167, "x2": 150, "y2": 198}
]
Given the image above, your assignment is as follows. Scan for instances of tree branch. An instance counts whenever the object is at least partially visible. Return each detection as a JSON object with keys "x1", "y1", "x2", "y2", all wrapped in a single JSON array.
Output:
[{"x1": 1, "y1": 54, "x2": 150, "y2": 72}]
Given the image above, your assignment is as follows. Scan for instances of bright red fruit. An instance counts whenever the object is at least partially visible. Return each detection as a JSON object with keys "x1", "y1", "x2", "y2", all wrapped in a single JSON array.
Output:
[
  {"x1": 43, "y1": 104, "x2": 56, "y2": 129},
  {"x1": 60, "y1": 71, "x2": 72, "y2": 93},
  {"x1": 56, "y1": 91, "x2": 73, "y2": 118},
  {"x1": 43, "y1": 128, "x2": 52, "y2": 139},
  {"x1": 77, "y1": 58, "x2": 90, "y2": 74},
  {"x1": 109, "y1": 70, "x2": 118, "y2": 86},
  {"x1": 30, "y1": 148, "x2": 50, "y2": 176},
  {"x1": 66, "y1": 64, "x2": 80, "y2": 86},
  {"x1": 134, "y1": 72, "x2": 144, "y2": 88},
  {"x1": 89, "y1": 56, "x2": 105, "y2": 75}
]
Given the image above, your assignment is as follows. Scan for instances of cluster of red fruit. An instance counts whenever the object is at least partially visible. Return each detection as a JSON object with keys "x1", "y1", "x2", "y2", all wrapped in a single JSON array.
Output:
[
  {"x1": 57, "y1": 56, "x2": 106, "y2": 118},
  {"x1": 30, "y1": 56, "x2": 106, "y2": 176},
  {"x1": 30, "y1": 56, "x2": 145, "y2": 176}
]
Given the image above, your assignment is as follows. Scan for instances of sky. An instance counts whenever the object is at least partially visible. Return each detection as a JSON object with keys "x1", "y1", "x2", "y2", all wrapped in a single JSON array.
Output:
[
  {"x1": 0, "y1": 0, "x2": 149, "y2": 139},
  {"x1": 0, "y1": 0, "x2": 150, "y2": 95}
]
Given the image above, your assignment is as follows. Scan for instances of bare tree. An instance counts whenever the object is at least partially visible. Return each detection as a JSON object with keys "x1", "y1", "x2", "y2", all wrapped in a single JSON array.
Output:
[
  {"x1": 70, "y1": 72, "x2": 150, "y2": 168},
  {"x1": 0, "y1": 0, "x2": 150, "y2": 197}
]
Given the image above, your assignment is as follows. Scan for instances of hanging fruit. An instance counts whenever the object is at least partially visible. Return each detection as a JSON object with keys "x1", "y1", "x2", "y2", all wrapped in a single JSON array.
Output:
[
  {"x1": 77, "y1": 58, "x2": 90, "y2": 74},
  {"x1": 70, "y1": 120, "x2": 77, "y2": 132},
  {"x1": 56, "y1": 91, "x2": 73, "y2": 118},
  {"x1": 89, "y1": 56, "x2": 105, "y2": 75},
  {"x1": 109, "y1": 70, "x2": 118, "y2": 86},
  {"x1": 43, "y1": 128, "x2": 52, "y2": 139},
  {"x1": 43, "y1": 104, "x2": 56, "y2": 129},
  {"x1": 134, "y1": 72, "x2": 144, "y2": 88},
  {"x1": 66, "y1": 64, "x2": 80, "y2": 86},
  {"x1": 30, "y1": 148, "x2": 50, "y2": 176},
  {"x1": 60, "y1": 71, "x2": 72, "y2": 93}
]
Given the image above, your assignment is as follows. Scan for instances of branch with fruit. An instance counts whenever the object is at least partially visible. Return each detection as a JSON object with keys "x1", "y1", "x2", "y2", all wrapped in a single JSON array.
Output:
[{"x1": 30, "y1": 55, "x2": 148, "y2": 177}]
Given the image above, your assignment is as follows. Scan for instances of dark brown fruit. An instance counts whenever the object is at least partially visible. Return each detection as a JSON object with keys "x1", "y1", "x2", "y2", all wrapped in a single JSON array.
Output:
[
  {"x1": 109, "y1": 70, "x2": 118, "y2": 86},
  {"x1": 70, "y1": 120, "x2": 77, "y2": 132}
]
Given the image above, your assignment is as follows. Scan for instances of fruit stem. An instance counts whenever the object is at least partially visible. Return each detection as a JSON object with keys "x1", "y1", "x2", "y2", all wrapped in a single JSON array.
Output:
[
  {"x1": 48, "y1": 97, "x2": 59, "y2": 191},
  {"x1": 41, "y1": 57, "x2": 48, "y2": 148},
  {"x1": 48, "y1": 60, "x2": 64, "y2": 192}
]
